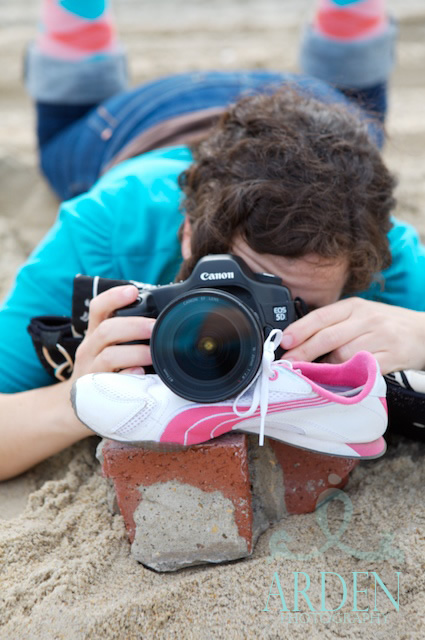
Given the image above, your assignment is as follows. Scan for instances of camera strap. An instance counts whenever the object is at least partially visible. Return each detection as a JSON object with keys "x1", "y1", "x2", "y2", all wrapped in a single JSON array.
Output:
[
  {"x1": 294, "y1": 296, "x2": 309, "y2": 320},
  {"x1": 27, "y1": 275, "x2": 147, "y2": 382}
]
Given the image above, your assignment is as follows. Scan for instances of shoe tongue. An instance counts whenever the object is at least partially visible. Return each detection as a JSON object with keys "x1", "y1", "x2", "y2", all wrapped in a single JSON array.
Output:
[{"x1": 275, "y1": 364, "x2": 313, "y2": 394}]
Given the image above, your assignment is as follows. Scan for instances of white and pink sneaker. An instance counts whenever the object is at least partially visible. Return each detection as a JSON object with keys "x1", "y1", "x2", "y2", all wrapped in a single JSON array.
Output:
[{"x1": 71, "y1": 334, "x2": 388, "y2": 459}]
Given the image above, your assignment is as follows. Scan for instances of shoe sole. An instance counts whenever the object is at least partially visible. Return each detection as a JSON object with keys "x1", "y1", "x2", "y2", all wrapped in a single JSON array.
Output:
[{"x1": 241, "y1": 431, "x2": 387, "y2": 460}]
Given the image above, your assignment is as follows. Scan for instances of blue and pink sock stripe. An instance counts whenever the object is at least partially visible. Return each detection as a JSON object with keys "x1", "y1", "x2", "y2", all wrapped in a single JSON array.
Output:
[
  {"x1": 314, "y1": 0, "x2": 388, "y2": 40},
  {"x1": 37, "y1": 0, "x2": 116, "y2": 60}
]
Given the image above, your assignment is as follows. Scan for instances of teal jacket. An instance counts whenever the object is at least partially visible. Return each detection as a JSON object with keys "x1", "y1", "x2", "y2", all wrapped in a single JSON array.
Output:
[{"x1": 1, "y1": 146, "x2": 424, "y2": 392}]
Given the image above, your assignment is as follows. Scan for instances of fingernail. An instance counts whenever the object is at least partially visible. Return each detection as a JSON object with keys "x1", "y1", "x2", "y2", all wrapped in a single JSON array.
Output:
[
  {"x1": 281, "y1": 334, "x2": 294, "y2": 349},
  {"x1": 127, "y1": 367, "x2": 145, "y2": 375}
]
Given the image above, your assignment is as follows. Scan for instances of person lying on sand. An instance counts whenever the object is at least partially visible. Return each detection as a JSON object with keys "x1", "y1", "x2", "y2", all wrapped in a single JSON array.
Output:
[{"x1": 0, "y1": 0, "x2": 424, "y2": 481}]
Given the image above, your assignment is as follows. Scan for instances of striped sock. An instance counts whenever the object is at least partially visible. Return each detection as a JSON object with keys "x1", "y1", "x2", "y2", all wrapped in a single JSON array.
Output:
[
  {"x1": 314, "y1": 0, "x2": 389, "y2": 41},
  {"x1": 36, "y1": 0, "x2": 118, "y2": 60}
]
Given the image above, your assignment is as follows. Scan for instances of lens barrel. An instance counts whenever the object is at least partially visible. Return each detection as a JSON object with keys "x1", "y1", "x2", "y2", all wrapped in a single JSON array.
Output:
[{"x1": 151, "y1": 289, "x2": 263, "y2": 402}]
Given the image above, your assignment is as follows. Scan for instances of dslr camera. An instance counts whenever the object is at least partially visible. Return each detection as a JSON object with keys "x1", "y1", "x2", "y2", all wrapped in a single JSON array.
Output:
[{"x1": 116, "y1": 254, "x2": 306, "y2": 403}]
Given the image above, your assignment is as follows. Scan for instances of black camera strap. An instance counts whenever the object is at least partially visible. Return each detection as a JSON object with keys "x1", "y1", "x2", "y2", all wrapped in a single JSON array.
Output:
[
  {"x1": 294, "y1": 296, "x2": 309, "y2": 320},
  {"x1": 27, "y1": 315, "x2": 79, "y2": 382},
  {"x1": 72, "y1": 274, "x2": 140, "y2": 335},
  {"x1": 27, "y1": 275, "x2": 146, "y2": 382}
]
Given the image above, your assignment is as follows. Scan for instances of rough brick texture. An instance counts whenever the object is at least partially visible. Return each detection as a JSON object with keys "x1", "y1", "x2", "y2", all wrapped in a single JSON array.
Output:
[
  {"x1": 98, "y1": 435, "x2": 358, "y2": 571},
  {"x1": 98, "y1": 434, "x2": 253, "y2": 571},
  {"x1": 269, "y1": 439, "x2": 358, "y2": 514}
]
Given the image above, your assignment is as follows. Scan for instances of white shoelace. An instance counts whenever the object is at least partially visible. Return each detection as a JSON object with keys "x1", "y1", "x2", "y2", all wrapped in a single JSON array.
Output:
[{"x1": 232, "y1": 328, "x2": 284, "y2": 446}]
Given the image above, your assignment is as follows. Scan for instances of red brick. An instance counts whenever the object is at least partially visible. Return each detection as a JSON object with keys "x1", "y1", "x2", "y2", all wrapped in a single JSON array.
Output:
[
  {"x1": 101, "y1": 433, "x2": 253, "y2": 550},
  {"x1": 268, "y1": 440, "x2": 359, "y2": 514}
]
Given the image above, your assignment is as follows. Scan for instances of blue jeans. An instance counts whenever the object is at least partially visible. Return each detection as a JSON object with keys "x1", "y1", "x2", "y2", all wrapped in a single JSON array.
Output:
[{"x1": 25, "y1": 23, "x2": 397, "y2": 201}]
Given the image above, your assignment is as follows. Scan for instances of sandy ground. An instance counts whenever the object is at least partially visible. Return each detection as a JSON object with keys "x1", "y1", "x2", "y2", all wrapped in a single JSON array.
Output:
[{"x1": 0, "y1": 1, "x2": 424, "y2": 638}]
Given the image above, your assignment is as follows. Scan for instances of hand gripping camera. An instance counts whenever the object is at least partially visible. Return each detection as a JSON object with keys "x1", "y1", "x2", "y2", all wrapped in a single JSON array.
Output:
[{"x1": 116, "y1": 254, "x2": 307, "y2": 402}]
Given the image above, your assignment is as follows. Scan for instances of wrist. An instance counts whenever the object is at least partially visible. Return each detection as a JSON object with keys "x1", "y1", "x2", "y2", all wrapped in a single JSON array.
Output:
[{"x1": 47, "y1": 378, "x2": 93, "y2": 440}]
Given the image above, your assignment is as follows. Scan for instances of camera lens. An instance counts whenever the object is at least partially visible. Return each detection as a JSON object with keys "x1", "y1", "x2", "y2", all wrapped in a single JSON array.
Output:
[{"x1": 151, "y1": 290, "x2": 263, "y2": 402}]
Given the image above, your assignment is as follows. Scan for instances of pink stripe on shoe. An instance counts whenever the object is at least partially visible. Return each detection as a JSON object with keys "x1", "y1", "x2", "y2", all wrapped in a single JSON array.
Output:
[
  {"x1": 160, "y1": 395, "x2": 331, "y2": 446},
  {"x1": 347, "y1": 436, "x2": 386, "y2": 458}
]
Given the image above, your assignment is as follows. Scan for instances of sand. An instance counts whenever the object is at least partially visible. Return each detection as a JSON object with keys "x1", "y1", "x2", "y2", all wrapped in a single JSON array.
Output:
[{"x1": 0, "y1": 1, "x2": 424, "y2": 638}]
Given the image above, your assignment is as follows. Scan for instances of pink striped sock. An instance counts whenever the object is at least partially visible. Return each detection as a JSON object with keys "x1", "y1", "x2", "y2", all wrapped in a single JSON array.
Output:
[
  {"x1": 37, "y1": 0, "x2": 118, "y2": 60},
  {"x1": 314, "y1": 0, "x2": 389, "y2": 41}
]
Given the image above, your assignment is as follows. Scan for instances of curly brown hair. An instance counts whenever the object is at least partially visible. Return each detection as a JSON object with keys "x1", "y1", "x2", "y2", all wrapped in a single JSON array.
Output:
[{"x1": 177, "y1": 87, "x2": 396, "y2": 294}]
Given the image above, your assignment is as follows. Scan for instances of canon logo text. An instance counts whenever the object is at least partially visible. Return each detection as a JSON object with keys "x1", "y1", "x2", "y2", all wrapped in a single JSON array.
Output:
[{"x1": 200, "y1": 271, "x2": 235, "y2": 281}]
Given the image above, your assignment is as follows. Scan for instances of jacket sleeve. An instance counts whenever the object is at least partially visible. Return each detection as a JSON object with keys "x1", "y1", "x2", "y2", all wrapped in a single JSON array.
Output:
[
  {"x1": 0, "y1": 148, "x2": 187, "y2": 394},
  {"x1": 0, "y1": 189, "x2": 115, "y2": 393},
  {"x1": 359, "y1": 217, "x2": 425, "y2": 311}
]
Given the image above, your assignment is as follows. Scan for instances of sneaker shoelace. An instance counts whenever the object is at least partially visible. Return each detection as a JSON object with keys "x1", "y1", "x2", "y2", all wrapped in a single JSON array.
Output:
[{"x1": 232, "y1": 328, "x2": 288, "y2": 446}]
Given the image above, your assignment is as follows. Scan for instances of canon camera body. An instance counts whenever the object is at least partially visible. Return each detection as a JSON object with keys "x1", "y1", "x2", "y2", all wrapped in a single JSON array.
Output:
[{"x1": 116, "y1": 254, "x2": 305, "y2": 402}]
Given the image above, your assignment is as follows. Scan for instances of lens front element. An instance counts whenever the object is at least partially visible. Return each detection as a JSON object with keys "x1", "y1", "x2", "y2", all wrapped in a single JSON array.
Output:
[{"x1": 151, "y1": 290, "x2": 263, "y2": 402}]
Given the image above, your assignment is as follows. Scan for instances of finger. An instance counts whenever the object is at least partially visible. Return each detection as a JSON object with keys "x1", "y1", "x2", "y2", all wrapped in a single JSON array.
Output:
[
  {"x1": 325, "y1": 337, "x2": 396, "y2": 374},
  {"x1": 371, "y1": 351, "x2": 397, "y2": 376},
  {"x1": 93, "y1": 344, "x2": 153, "y2": 373},
  {"x1": 84, "y1": 316, "x2": 155, "y2": 359},
  {"x1": 119, "y1": 367, "x2": 145, "y2": 375},
  {"x1": 86, "y1": 285, "x2": 139, "y2": 335},
  {"x1": 281, "y1": 299, "x2": 355, "y2": 351},
  {"x1": 283, "y1": 316, "x2": 367, "y2": 363},
  {"x1": 325, "y1": 346, "x2": 390, "y2": 373}
]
